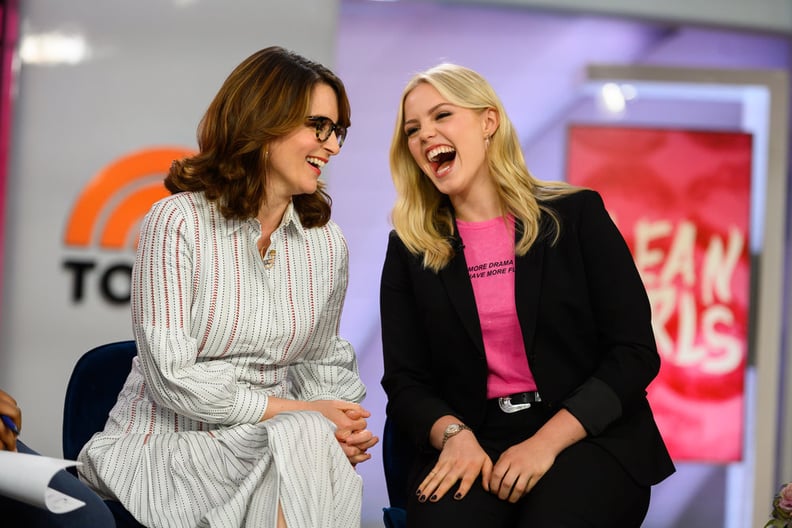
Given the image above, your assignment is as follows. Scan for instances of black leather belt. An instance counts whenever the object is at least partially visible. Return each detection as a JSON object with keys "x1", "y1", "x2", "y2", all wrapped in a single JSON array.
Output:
[{"x1": 497, "y1": 391, "x2": 542, "y2": 413}]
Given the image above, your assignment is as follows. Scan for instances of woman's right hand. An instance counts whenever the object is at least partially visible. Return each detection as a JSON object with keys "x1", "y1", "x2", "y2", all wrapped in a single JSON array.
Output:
[
  {"x1": 417, "y1": 430, "x2": 492, "y2": 503},
  {"x1": 310, "y1": 401, "x2": 379, "y2": 466},
  {"x1": 0, "y1": 389, "x2": 21, "y2": 452},
  {"x1": 260, "y1": 397, "x2": 376, "y2": 465},
  {"x1": 308, "y1": 400, "x2": 369, "y2": 442}
]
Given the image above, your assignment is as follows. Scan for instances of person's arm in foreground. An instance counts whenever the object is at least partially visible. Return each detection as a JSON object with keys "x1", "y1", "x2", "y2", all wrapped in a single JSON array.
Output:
[{"x1": 0, "y1": 392, "x2": 116, "y2": 526}]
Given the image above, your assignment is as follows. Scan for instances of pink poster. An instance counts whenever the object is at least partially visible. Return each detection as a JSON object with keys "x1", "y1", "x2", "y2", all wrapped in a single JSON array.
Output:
[{"x1": 566, "y1": 125, "x2": 752, "y2": 462}]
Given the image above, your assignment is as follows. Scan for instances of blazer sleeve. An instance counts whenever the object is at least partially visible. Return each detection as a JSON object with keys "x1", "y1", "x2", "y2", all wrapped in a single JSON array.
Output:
[
  {"x1": 559, "y1": 190, "x2": 661, "y2": 436},
  {"x1": 380, "y1": 231, "x2": 462, "y2": 448}
]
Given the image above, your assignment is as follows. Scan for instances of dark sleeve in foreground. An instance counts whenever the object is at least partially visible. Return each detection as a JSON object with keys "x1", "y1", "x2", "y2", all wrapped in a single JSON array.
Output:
[
  {"x1": 558, "y1": 190, "x2": 660, "y2": 436},
  {"x1": 0, "y1": 440, "x2": 116, "y2": 528}
]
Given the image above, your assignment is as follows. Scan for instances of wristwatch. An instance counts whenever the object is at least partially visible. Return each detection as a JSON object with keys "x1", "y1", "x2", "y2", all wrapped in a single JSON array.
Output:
[{"x1": 442, "y1": 423, "x2": 472, "y2": 448}]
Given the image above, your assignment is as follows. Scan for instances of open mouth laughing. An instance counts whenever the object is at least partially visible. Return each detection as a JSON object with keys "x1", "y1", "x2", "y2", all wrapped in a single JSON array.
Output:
[
  {"x1": 426, "y1": 145, "x2": 456, "y2": 177},
  {"x1": 306, "y1": 156, "x2": 326, "y2": 173}
]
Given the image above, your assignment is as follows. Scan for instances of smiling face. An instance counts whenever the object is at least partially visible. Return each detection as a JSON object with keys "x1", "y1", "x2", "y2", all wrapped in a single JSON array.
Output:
[
  {"x1": 265, "y1": 82, "x2": 342, "y2": 204},
  {"x1": 402, "y1": 82, "x2": 498, "y2": 204}
]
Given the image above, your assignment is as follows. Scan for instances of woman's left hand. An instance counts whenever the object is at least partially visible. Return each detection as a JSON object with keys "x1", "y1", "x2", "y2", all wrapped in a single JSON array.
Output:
[
  {"x1": 489, "y1": 436, "x2": 555, "y2": 503},
  {"x1": 338, "y1": 428, "x2": 379, "y2": 466},
  {"x1": 338, "y1": 408, "x2": 379, "y2": 466},
  {"x1": 490, "y1": 408, "x2": 587, "y2": 502}
]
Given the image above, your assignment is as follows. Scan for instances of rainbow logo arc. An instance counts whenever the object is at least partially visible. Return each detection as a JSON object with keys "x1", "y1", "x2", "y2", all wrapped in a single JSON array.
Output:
[{"x1": 64, "y1": 147, "x2": 196, "y2": 250}]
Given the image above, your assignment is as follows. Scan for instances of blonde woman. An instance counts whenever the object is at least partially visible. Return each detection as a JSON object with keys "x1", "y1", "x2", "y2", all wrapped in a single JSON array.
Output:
[{"x1": 380, "y1": 63, "x2": 674, "y2": 527}]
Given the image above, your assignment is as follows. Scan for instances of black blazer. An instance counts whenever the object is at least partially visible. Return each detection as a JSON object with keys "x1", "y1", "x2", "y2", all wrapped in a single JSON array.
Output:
[{"x1": 380, "y1": 189, "x2": 675, "y2": 486}]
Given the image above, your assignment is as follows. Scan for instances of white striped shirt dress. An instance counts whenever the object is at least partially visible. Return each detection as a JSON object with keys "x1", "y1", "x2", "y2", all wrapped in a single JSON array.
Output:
[{"x1": 78, "y1": 191, "x2": 367, "y2": 528}]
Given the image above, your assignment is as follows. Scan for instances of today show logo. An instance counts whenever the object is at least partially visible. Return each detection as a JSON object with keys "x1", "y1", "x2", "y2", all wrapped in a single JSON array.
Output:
[{"x1": 62, "y1": 146, "x2": 195, "y2": 304}]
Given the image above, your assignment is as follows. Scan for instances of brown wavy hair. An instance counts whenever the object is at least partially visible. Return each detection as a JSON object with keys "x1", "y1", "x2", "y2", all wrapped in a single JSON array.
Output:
[{"x1": 164, "y1": 46, "x2": 351, "y2": 228}]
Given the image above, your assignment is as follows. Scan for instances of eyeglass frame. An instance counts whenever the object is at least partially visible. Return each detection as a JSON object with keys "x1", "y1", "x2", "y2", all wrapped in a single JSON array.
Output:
[{"x1": 306, "y1": 115, "x2": 347, "y2": 147}]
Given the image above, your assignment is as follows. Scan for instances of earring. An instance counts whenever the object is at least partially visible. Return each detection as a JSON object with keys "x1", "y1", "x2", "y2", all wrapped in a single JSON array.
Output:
[{"x1": 484, "y1": 136, "x2": 491, "y2": 149}]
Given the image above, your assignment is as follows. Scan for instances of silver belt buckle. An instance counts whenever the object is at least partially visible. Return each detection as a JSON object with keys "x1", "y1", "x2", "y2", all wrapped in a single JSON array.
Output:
[{"x1": 498, "y1": 396, "x2": 532, "y2": 413}]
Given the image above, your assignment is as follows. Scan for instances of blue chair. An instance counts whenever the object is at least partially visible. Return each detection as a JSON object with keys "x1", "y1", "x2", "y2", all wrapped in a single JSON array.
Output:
[
  {"x1": 63, "y1": 340, "x2": 146, "y2": 528},
  {"x1": 382, "y1": 416, "x2": 416, "y2": 528}
]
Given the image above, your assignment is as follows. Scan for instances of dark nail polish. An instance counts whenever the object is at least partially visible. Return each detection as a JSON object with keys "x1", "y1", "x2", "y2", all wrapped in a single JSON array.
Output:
[
  {"x1": 416, "y1": 489, "x2": 422, "y2": 496},
  {"x1": 454, "y1": 492, "x2": 462, "y2": 500},
  {"x1": 418, "y1": 494, "x2": 426, "y2": 502},
  {"x1": 429, "y1": 494, "x2": 437, "y2": 501}
]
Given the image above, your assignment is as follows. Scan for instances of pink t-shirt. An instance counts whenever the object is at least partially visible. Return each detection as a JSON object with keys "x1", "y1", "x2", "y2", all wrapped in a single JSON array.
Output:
[{"x1": 457, "y1": 215, "x2": 537, "y2": 399}]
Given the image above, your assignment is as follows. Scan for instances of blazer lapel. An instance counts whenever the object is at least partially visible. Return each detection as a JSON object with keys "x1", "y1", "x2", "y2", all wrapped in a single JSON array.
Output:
[
  {"x1": 439, "y1": 236, "x2": 486, "y2": 358},
  {"x1": 514, "y1": 222, "x2": 544, "y2": 355}
]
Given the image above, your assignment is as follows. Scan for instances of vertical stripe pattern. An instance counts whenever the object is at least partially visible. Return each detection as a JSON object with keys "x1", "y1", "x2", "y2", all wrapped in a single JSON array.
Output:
[{"x1": 78, "y1": 192, "x2": 366, "y2": 528}]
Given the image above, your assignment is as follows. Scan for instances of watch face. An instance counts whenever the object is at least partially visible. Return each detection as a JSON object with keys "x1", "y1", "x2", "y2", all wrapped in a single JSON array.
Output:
[{"x1": 446, "y1": 424, "x2": 461, "y2": 434}]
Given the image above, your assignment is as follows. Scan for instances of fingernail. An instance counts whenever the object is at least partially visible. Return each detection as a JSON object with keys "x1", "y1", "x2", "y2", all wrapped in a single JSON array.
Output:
[
  {"x1": 454, "y1": 492, "x2": 462, "y2": 500},
  {"x1": 416, "y1": 489, "x2": 422, "y2": 496},
  {"x1": 429, "y1": 494, "x2": 437, "y2": 501},
  {"x1": 418, "y1": 494, "x2": 426, "y2": 503}
]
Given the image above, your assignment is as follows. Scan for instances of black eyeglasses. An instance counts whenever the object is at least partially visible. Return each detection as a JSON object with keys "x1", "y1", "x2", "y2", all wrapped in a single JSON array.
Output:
[{"x1": 306, "y1": 115, "x2": 347, "y2": 147}]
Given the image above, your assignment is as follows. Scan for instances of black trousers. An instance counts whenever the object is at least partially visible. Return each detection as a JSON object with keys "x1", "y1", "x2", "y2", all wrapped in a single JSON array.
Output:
[{"x1": 406, "y1": 399, "x2": 650, "y2": 528}]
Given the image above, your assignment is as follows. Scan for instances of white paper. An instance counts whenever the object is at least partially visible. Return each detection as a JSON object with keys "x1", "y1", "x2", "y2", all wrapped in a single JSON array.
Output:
[{"x1": 0, "y1": 451, "x2": 86, "y2": 513}]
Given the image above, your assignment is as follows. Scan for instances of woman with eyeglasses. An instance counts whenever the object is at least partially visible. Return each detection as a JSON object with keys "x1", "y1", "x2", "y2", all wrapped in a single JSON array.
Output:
[
  {"x1": 380, "y1": 63, "x2": 674, "y2": 527},
  {"x1": 78, "y1": 46, "x2": 377, "y2": 528}
]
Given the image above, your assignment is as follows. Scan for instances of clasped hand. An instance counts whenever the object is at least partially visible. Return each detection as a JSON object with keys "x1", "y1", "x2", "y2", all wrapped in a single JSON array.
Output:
[
  {"x1": 309, "y1": 400, "x2": 379, "y2": 466},
  {"x1": 418, "y1": 434, "x2": 554, "y2": 504}
]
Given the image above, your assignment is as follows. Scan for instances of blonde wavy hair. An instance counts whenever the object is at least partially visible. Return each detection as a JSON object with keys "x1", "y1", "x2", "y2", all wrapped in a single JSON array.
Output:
[{"x1": 389, "y1": 63, "x2": 580, "y2": 272}]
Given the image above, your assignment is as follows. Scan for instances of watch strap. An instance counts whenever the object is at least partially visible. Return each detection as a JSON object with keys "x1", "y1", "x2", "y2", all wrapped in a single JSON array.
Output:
[{"x1": 442, "y1": 423, "x2": 472, "y2": 449}]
